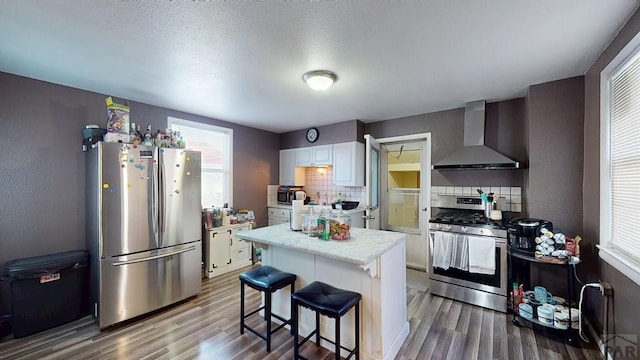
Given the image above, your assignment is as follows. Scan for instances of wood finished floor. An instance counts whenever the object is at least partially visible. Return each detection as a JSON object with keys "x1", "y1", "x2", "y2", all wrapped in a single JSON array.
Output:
[{"x1": 0, "y1": 266, "x2": 602, "y2": 360}]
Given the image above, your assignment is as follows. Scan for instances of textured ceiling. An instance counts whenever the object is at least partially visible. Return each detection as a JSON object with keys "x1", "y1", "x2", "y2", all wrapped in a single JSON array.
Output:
[{"x1": 0, "y1": 1, "x2": 638, "y2": 133}]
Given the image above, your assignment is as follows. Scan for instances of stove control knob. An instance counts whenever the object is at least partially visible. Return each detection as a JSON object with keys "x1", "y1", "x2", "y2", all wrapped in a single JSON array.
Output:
[
  {"x1": 445, "y1": 225, "x2": 452, "y2": 231},
  {"x1": 461, "y1": 226, "x2": 468, "y2": 233},
  {"x1": 435, "y1": 224, "x2": 441, "y2": 229}
]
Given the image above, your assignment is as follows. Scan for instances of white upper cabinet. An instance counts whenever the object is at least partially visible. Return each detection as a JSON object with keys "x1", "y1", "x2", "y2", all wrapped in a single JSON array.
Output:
[
  {"x1": 295, "y1": 145, "x2": 333, "y2": 167},
  {"x1": 279, "y1": 149, "x2": 305, "y2": 186},
  {"x1": 332, "y1": 141, "x2": 365, "y2": 186}
]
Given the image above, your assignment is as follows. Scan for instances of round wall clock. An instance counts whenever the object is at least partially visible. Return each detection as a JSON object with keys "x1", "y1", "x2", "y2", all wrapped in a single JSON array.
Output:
[{"x1": 306, "y1": 127, "x2": 319, "y2": 143}]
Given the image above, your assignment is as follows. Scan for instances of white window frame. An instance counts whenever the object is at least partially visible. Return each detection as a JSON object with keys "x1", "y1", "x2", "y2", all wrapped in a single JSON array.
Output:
[
  {"x1": 599, "y1": 30, "x2": 640, "y2": 287},
  {"x1": 167, "y1": 117, "x2": 233, "y2": 209}
]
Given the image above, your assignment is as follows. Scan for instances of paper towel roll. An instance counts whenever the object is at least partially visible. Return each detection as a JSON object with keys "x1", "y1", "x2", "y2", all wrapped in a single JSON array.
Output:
[{"x1": 291, "y1": 200, "x2": 304, "y2": 230}]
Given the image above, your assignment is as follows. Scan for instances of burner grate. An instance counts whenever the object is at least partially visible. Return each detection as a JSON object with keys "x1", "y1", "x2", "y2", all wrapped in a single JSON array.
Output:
[{"x1": 430, "y1": 209, "x2": 505, "y2": 229}]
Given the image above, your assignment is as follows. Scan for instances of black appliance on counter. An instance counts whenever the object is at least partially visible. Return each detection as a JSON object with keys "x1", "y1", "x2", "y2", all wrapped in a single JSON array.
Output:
[
  {"x1": 507, "y1": 218, "x2": 553, "y2": 255},
  {"x1": 277, "y1": 186, "x2": 303, "y2": 205}
]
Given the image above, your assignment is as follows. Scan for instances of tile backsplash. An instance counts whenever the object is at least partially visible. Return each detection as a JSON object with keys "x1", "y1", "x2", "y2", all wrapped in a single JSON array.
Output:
[
  {"x1": 267, "y1": 185, "x2": 279, "y2": 206},
  {"x1": 268, "y1": 175, "x2": 522, "y2": 213},
  {"x1": 303, "y1": 167, "x2": 365, "y2": 204},
  {"x1": 267, "y1": 167, "x2": 365, "y2": 206},
  {"x1": 430, "y1": 186, "x2": 522, "y2": 212}
]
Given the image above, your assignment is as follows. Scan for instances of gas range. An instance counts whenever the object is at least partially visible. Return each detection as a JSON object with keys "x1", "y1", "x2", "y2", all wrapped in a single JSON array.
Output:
[
  {"x1": 429, "y1": 194, "x2": 509, "y2": 313},
  {"x1": 428, "y1": 195, "x2": 507, "y2": 238}
]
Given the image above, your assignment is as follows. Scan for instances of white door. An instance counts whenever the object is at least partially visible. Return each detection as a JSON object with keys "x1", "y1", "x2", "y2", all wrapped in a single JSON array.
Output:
[
  {"x1": 382, "y1": 140, "x2": 431, "y2": 270},
  {"x1": 365, "y1": 134, "x2": 380, "y2": 229},
  {"x1": 366, "y1": 133, "x2": 431, "y2": 271}
]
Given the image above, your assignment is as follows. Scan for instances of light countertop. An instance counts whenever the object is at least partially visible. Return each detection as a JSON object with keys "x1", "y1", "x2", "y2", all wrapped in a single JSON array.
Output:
[{"x1": 235, "y1": 223, "x2": 406, "y2": 266}]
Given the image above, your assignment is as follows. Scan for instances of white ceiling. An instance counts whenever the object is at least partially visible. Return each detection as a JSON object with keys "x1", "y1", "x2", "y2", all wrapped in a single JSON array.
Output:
[{"x1": 1, "y1": 1, "x2": 638, "y2": 133}]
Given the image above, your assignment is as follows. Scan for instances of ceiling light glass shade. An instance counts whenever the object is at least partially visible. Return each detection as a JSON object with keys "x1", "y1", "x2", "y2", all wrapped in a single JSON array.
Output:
[{"x1": 302, "y1": 70, "x2": 337, "y2": 91}]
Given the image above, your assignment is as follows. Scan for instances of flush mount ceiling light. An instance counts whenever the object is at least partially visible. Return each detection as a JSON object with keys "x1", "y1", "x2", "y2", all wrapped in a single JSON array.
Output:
[{"x1": 302, "y1": 70, "x2": 337, "y2": 92}]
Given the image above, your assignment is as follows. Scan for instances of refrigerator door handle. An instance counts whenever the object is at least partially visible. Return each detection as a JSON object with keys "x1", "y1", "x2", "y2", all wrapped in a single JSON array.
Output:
[
  {"x1": 112, "y1": 245, "x2": 196, "y2": 266},
  {"x1": 160, "y1": 160, "x2": 166, "y2": 236},
  {"x1": 151, "y1": 155, "x2": 159, "y2": 247}
]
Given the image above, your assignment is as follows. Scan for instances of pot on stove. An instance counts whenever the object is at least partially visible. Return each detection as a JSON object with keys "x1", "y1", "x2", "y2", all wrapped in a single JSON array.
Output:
[{"x1": 507, "y1": 218, "x2": 553, "y2": 254}]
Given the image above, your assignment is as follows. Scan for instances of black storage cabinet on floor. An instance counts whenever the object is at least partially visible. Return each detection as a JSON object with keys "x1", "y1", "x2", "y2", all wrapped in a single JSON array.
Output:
[{"x1": 3, "y1": 250, "x2": 89, "y2": 338}]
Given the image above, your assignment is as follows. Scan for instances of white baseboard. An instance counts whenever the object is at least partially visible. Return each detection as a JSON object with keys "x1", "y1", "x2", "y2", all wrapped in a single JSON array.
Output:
[{"x1": 584, "y1": 316, "x2": 613, "y2": 360}]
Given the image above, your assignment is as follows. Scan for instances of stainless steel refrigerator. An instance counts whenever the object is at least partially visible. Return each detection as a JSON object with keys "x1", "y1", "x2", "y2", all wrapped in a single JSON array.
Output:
[{"x1": 86, "y1": 141, "x2": 202, "y2": 328}]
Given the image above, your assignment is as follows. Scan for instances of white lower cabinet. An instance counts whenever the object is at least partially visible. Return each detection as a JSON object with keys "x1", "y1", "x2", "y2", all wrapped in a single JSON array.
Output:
[
  {"x1": 268, "y1": 207, "x2": 291, "y2": 226},
  {"x1": 204, "y1": 223, "x2": 253, "y2": 278}
]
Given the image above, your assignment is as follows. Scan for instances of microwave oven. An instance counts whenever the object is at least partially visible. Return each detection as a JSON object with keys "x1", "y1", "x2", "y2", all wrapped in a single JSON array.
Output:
[{"x1": 277, "y1": 187, "x2": 302, "y2": 205}]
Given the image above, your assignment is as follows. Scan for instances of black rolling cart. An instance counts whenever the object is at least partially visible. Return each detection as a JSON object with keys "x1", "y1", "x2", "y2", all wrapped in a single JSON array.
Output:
[{"x1": 507, "y1": 246, "x2": 580, "y2": 346}]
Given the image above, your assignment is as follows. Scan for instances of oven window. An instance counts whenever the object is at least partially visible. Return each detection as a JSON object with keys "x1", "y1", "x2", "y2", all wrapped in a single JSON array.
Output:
[{"x1": 433, "y1": 247, "x2": 502, "y2": 288}]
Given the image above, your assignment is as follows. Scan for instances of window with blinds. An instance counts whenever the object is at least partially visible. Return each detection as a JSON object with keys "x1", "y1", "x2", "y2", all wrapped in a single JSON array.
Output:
[
  {"x1": 609, "y1": 57, "x2": 640, "y2": 259},
  {"x1": 599, "y1": 32, "x2": 640, "y2": 286}
]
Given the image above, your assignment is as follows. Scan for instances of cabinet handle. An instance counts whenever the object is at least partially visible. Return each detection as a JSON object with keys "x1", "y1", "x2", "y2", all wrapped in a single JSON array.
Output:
[{"x1": 227, "y1": 259, "x2": 232, "y2": 264}]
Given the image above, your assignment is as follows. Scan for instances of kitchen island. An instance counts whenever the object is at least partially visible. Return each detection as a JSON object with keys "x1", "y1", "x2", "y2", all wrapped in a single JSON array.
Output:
[{"x1": 235, "y1": 223, "x2": 409, "y2": 360}]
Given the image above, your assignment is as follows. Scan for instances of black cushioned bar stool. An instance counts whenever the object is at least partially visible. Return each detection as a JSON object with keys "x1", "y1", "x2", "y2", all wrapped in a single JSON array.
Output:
[
  {"x1": 292, "y1": 281, "x2": 361, "y2": 360},
  {"x1": 239, "y1": 266, "x2": 297, "y2": 352}
]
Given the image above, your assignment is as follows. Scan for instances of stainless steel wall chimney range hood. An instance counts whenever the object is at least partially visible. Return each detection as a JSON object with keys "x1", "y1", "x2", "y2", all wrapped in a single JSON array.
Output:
[{"x1": 432, "y1": 100, "x2": 520, "y2": 170}]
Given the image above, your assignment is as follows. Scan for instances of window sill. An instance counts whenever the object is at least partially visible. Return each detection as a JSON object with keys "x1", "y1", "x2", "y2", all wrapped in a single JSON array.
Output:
[{"x1": 597, "y1": 245, "x2": 640, "y2": 287}]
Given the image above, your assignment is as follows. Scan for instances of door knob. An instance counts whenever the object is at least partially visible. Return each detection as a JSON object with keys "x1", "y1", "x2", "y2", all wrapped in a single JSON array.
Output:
[{"x1": 422, "y1": 207, "x2": 428, "y2": 211}]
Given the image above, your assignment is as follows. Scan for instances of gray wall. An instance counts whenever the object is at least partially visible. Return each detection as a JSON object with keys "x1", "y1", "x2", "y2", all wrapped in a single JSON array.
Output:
[
  {"x1": 366, "y1": 98, "x2": 526, "y2": 190},
  {"x1": 526, "y1": 76, "x2": 584, "y2": 233},
  {"x1": 524, "y1": 76, "x2": 586, "y2": 303},
  {"x1": 280, "y1": 119, "x2": 363, "y2": 149},
  {"x1": 0, "y1": 72, "x2": 279, "y2": 315},
  {"x1": 584, "y1": 7, "x2": 640, "y2": 348}
]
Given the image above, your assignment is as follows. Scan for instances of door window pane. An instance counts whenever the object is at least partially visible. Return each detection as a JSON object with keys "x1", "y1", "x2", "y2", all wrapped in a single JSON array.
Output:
[
  {"x1": 387, "y1": 189, "x2": 420, "y2": 233},
  {"x1": 371, "y1": 148, "x2": 379, "y2": 207}
]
